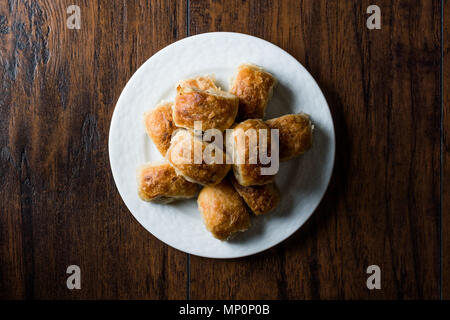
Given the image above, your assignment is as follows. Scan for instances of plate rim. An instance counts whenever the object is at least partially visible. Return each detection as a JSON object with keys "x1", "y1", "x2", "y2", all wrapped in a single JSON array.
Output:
[{"x1": 108, "y1": 31, "x2": 336, "y2": 259}]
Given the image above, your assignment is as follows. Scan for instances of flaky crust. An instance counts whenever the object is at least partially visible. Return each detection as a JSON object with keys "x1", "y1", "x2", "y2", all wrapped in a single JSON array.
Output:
[
  {"x1": 230, "y1": 63, "x2": 276, "y2": 121},
  {"x1": 265, "y1": 113, "x2": 313, "y2": 161},
  {"x1": 137, "y1": 162, "x2": 198, "y2": 203},
  {"x1": 178, "y1": 75, "x2": 219, "y2": 91},
  {"x1": 197, "y1": 179, "x2": 251, "y2": 240},
  {"x1": 173, "y1": 86, "x2": 238, "y2": 131},
  {"x1": 231, "y1": 119, "x2": 276, "y2": 186},
  {"x1": 230, "y1": 176, "x2": 280, "y2": 215},
  {"x1": 166, "y1": 130, "x2": 231, "y2": 186},
  {"x1": 143, "y1": 102, "x2": 176, "y2": 156}
]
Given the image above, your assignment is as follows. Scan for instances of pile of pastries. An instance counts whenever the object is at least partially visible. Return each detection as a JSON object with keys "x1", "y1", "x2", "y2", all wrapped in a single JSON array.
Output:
[{"x1": 138, "y1": 64, "x2": 313, "y2": 240}]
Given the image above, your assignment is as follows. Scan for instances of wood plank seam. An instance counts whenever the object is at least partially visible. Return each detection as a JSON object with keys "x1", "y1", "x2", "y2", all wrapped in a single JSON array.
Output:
[{"x1": 440, "y1": 0, "x2": 443, "y2": 300}]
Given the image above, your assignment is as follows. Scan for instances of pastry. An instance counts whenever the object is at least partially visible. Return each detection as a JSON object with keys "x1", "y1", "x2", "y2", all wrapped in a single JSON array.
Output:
[
  {"x1": 230, "y1": 175, "x2": 280, "y2": 215},
  {"x1": 230, "y1": 63, "x2": 276, "y2": 121},
  {"x1": 178, "y1": 75, "x2": 219, "y2": 91},
  {"x1": 265, "y1": 113, "x2": 313, "y2": 161},
  {"x1": 143, "y1": 101, "x2": 176, "y2": 156},
  {"x1": 230, "y1": 119, "x2": 277, "y2": 186},
  {"x1": 166, "y1": 129, "x2": 231, "y2": 185},
  {"x1": 197, "y1": 179, "x2": 251, "y2": 240},
  {"x1": 137, "y1": 162, "x2": 198, "y2": 203},
  {"x1": 135, "y1": 64, "x2": 314, "y2": 241},
  {"x1": 173, "y1": 86, "x2": 238, "y2": 131}
]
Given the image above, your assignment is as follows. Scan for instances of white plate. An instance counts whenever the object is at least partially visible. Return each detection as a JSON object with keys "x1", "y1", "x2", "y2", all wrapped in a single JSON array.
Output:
[{"x1": 109, "y1": 32, "x2": 335, "y2": 259}]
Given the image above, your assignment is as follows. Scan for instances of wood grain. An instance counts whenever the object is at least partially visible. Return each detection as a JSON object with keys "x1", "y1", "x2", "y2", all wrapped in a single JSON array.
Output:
[
  {"x1": 189, "y1": 0, "x2": 441, "y2": 299},
  {"x1": 443, "y1": 0, "x2": 450, "y2": 300},
  {"x1": 0, "y1": 0, "x2": 444, "y2": 300},
  {"x1": 0, "y1": 0, "x2": 188, "y2": 299}
]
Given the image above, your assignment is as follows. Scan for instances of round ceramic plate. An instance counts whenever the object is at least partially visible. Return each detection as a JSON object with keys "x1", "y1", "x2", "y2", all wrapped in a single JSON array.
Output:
[{"x1": 109, "y1": 32, "x2": 335, "y2": 258}]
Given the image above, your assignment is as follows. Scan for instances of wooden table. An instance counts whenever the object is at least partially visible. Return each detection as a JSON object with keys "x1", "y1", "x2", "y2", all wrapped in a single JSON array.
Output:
[{"x1": 0, "y1": 0, "x2": 448, "y2": 299}]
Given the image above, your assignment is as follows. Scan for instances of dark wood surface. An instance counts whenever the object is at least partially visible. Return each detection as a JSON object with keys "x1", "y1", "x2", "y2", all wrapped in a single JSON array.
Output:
[
  {"x1": 0, "y1": 0, "x2": 445, "y2": 299},
  {"x1": 444, "y1": 0, "x2": 450, "y2": 300},
  {"x1": 0, "y1": 0, "x2": 188, "y2": 299}
]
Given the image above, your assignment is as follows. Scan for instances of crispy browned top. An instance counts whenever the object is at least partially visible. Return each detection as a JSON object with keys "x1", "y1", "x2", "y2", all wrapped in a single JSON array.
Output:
[
  {"x1": 137, "y1": 163, "x2": 198, "y2": 202},
  {"x1": 173, "y1": 86, "x2": 238, "y2": 131},
  {"x1": 230, "y1": 176, "x2": 280, "y2": 215},
  {"x1": 265, "y1": 113, "x2": 312, "y2": 161},
  {"x1": 230, "y1": 64, "x2": 276, "y2": 121},
  {"x1": 143, "y1": 102, "x2": 176, "y2": 156},
  {"x1": 166, "y1": 130, "x2": 231, "y2": 186},
  {"x1": 178, "y1": 76, "x2": 219, "y2": 91},
  {"x1": 231, "y1": 119, "x2": 276, "y2": 186},
  {"x1": 197, "y1": 179, "x2": 250, "y2": 240}
]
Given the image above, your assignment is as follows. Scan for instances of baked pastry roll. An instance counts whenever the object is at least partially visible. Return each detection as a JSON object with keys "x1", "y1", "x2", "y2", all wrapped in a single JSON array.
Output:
[
  {"x1": 230, "y1": 176, "x2": 280, "y2": 215},
  {"x1": 143, "y1": 102, "x2": 176, "y2": 156},
  {"x1": 197, "y1": 179, "x2": 251, "y2": 240},
  {"x1": 265, "y1": 113, "x2": 313, "y2": 161},
  {"x1": 173, "y1": 86, "x2": 238, "y2": 131},
  {"x1": 166, "y1": 129, "x2": 231, "y2": 186},
  {"x1": 178, "y1": 75, "x2": 219, "y2": 91},
  {"x1": 231, "y1": 119, "x2": 277, "y2": 186},
  {"x1": 137, "y1": 162, "x2": 198, "y2": 203},
  {"x1": 230, "y1": 63, "x2": 276, "y2": 121}
]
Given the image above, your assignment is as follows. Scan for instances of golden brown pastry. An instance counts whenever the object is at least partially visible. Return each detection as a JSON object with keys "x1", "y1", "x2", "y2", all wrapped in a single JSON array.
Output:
[
  {"x1": 137, "y1": 162, "x2": 198, "y2": 203},
  {"x1": 197, "y1": 179, "x2": 251, "y2": 240},
  {"x1": 230, "y1": 175, "x2": 280, "y2": 215},
  {"x1": 166, "y1": 129, "x2": 231, "y2": 186},
  {"x1": 265, "y1": 113, "x2": 313, "y2": 161},
  {"x1": 178, "y1": 75, "x2": 219, "y2": 91},
  {"x1": 230, "y1": 119, "x2": 277, "y2": 186},
  {"x1": 143, "y1": 102, "x2": 176, "y2": 156},
  {"x1": 173, "y1": 86, "x2": 238, "y2": 131},
  {"x1": 230, "y1": 63, "x2": 276, "y2": 121}
]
